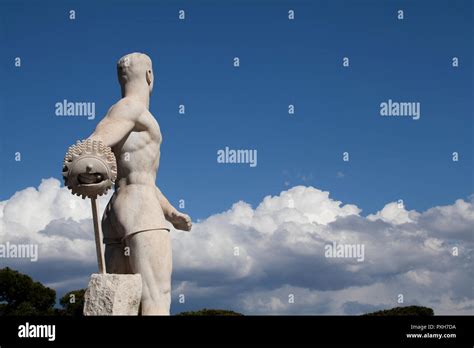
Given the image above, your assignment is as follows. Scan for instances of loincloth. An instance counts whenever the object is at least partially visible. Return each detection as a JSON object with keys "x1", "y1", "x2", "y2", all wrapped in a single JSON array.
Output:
[
  {"x1": 103, "y1": 227, "x2": 170, "y2": 245},
  {"x1": 101, "y1": 186, "x2": 172, "y2": 245}
]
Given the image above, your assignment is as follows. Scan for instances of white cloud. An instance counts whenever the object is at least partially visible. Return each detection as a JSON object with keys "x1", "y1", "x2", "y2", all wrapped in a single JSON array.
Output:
[
  {"x1": 367, "y1": 202, "x2": 420, "y2": 225},
  {"x1": 0, "y1": 179, "x2": 472, "y2": 315},
  {"x1": 0, "y1": 178, "x2": 112, "y2": 262}
]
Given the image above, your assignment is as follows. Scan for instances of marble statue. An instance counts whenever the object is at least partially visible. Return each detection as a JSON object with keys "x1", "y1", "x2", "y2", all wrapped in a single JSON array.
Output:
[{"x1": 63, "y1": 52, "x2": 192, "y2": 315}]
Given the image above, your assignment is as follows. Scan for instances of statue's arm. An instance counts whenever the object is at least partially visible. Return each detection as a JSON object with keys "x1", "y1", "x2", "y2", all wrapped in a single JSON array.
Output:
[
  {"x1": 156, "y1": 187, "x2": 192, "y2": 231},
  {"x1": 155, "y1": 187, "x2": 178, "y2": 217},
  {"x1": 88, "y1": 98, "x2": 142, "y2": 147},
  {"x1": 73, "y1": 99, "x2": 142, "y2": 185}
]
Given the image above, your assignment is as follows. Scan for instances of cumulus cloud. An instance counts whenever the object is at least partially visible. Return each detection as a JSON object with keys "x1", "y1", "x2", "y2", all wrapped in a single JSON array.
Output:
[
  {"x1": 367, "y1": 202, "x2": 420, "y2": 225},
  {"x1": 0, "y1": 179, "x2": 472, "y2": 315},
  {"x1": 0, "y1": 179, "x2": 112, "y2": 293}
]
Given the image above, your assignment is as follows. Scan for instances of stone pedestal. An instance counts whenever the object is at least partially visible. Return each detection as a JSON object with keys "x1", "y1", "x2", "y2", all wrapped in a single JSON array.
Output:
[{"x1": 83, "y1": 273, "x2": 142, "y2": 315}]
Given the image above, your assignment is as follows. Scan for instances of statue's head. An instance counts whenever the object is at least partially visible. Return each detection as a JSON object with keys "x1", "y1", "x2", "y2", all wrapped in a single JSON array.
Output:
[{"x1": 117, "y1": 52, "x2": 154, "y2": 94}]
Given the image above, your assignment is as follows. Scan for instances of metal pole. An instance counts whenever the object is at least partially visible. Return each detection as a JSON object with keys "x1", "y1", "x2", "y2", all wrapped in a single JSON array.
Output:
[{"x1": 91, "y1": 197, "x2": 106, "y2": 274}]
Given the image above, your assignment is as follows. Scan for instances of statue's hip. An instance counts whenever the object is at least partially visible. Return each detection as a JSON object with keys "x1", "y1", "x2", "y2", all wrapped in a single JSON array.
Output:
[{"x1": 102, "y1": 186, "x2": 169, "y2": 244}]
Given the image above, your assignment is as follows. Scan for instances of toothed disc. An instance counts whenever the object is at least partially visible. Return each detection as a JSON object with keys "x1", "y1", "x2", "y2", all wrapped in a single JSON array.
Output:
[{"x1": 62, "y1": 139, "x2": 117, "y2": 199}]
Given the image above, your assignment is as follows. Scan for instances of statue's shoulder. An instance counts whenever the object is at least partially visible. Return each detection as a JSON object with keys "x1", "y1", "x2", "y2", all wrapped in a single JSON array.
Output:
[{"x1": 107, "y1": 97, "x2": 147, "y2": 121}]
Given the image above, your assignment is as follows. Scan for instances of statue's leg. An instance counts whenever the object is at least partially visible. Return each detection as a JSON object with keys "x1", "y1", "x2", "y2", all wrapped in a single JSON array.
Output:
[
  {"x1": 104, "y1": 242, "x2": 132, "y2": 274},
  {"x1": 125, "y1": 229, "x2": 172, "y2": 315},
  {"x1": 102, "y1": 215, "x2": 132, "y2": 274}
]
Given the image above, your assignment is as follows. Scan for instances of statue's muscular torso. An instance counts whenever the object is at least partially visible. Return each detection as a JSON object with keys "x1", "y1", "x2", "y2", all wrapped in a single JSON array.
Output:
[
  {"x1": 114, "y1": 108, "x2": 162, "y2": 188},
  {"x1": 98, "y1": 99, "x2": 169, "y2": 243}
]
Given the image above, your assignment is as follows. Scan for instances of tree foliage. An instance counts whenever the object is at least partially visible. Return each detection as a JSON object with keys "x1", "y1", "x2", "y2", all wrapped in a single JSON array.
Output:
[
  {"x1": 363, "y1": 305, "x2": 434, "y2": 316},
  {"x1": 176, "y1": 308, "x2": 244, "y2": 316},
  {"x1": 59, "y1": 289, "x2": 86, "y2": 316},
  {"x1": 0, "y1": 267, "x2": 56, "y2": 315}
]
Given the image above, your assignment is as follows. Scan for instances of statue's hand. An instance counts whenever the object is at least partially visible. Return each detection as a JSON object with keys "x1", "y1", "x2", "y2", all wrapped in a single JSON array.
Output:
[{"x1": 169, "y1": 211, "x2": 192, "y2": 231}]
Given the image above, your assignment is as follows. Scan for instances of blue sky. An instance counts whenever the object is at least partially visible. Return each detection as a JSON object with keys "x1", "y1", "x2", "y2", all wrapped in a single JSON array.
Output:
[
  {"x1": 0, "y1": 0, "x2": 473, "y2": 316},
  {"x1": 1, "y1": 0, "x2": 472, "y2": 220}
]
